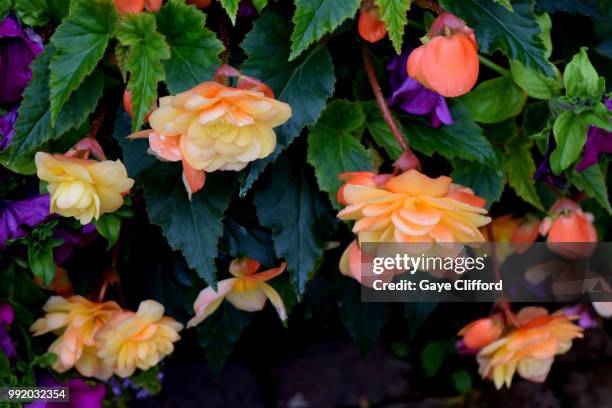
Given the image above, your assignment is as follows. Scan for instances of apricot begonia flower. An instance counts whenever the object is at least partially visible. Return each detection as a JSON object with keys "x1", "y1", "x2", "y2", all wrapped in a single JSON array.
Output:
[
  {"x1": 96, "y1": 300, "x2": 183, "y2": 378},
  {"x1": 407, "y1": 12, "x2": 479, "y2": 97},
  {"x1": 145, "y1": 80, "x2": 291, "y2": 196},
  {"x1": 30, "y1": 296, "x2": 122, "y2": 380},
  {"x1": 483, "y1": 214, "x2": 540, "y2": 262},
  {"x1": 188, "y1": 258, "x2": 287, "y2": 328},
  {"x1": 539, "y1": 198, "x2": 597, "y2": 259},
  {"x1": 475, "y1": 307, "x2": 583, "y2": 389},
  {"x1": 35, "y1": 153, "x2": 134, "y2": 225}
]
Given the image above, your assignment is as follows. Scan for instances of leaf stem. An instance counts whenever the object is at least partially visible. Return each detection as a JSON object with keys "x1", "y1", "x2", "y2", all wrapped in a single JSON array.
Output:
[
  {"x1": 412, "y1": 0, "x2": 445, "y2": 15},
  {"x1": 478, "y1": 55, "x2": 510, "y2": 76},
  {"x1": 362, "y1": 45, "x2": 410, "y2": 154}
]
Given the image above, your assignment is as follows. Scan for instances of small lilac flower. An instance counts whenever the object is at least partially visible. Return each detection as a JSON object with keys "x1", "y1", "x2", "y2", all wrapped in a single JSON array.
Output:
[
  {"x1": 0, "y1": 106, "x2": 18, "y2": 151},
  {"x1": 0, "y1": 301, "x2": 15, "y2": 358},
  {"x1": 387, "y1": 51, "x2": 453, "y2": 128},
  {"x1": 53, "y1": 223, "x2": 98, "y2": 265},
  {"x1": 0, "y1": 14, "x2": 43, "y2": 105},
  {"x1": 27, "y1": 374, "x2": 105, "y2": 408},
  {"x1": 0, "y1": 194, "x2": 51, "y2": 249},
  {"x1": 535, "y1": 135, "x2": 567, "y2": 189},
  {"x1": 564, "y1": 304, "x2": 598, "y2": 329}
]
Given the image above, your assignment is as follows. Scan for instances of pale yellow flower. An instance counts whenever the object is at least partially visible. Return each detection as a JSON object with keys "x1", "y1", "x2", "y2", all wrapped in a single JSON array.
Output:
[
  {"x1": 96, "y1": 300, "x2": 182, "y2": 378},
  {"x1": 35, "y1": 153, "x2": 134, "y2": 224}
]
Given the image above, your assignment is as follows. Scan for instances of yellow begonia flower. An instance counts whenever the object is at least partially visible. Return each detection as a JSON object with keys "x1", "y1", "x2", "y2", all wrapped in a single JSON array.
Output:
[
  {"x1": 30, "y1": 296, "x2": 122, "y2": 380},
  {"x1": 95, "y1": 300, "x2": 183, "y2": 378},
  {"x1": 35, "y1": 153, "x2": 134, "y2": 224},
  {"x1": 187, "y1": 258, "x2": 287, "y2": 328}
]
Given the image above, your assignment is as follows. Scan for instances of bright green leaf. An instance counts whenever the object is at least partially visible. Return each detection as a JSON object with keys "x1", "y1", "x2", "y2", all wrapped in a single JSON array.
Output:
[
  {"x1": 440, "y1": 0, "x2": 554, "y2": 76},
  {"x1": 563, "y1": 47, "x2": 604, "y2": 100},
  {"x1": 254, "y1": 153, "x2": 336, "y2": 294},
  {"x1": 509, "y1": 60, "x2": 562, "y2": 100},
  {"x1": 568, "y1": 165, "x2": 612, "y2": 214},
  {"x1": 10, "y1": 47, "x2": 104, "y2": 161},
  {"x1": 13, "y1": 0, "x2": 49, "y2": 26},
  {"x1": 219, "y1": 0, "x2": 239, "y2": 25},
  {"x1": 451, "y1": 159, "x2": 505, "y2": 207},
  {"x1": 289, "y1": 0, "x2": 360, "y2": 60},
  {"x1": 49, "y1": 0, "x2": 117, "y2": 125},
  {"x1": 461, "y1": 76, "x2": 527, "y2": 124},
  {"x1": 157, "y1": 0, "x2": 223, "y2": 93},
  {"x1": 240, "y1": 11, "x2": 335, "y2": 194},
  {"x1": 252, "y1": 0, "x2": 268, "y2": 13},
  {"x1": 117, "y1": 12, "x2": 170, "y2": 132},
  {"x1": 28, "y1": 246, "x2": 55, "y2": 286},
  {"x1": 550, "y1": 111, "x2": 590, "y2": 174},
  {"x1": 503, "y1": 142, "x2": 545, "y2": 211},
  {"x1": 375, "y1": 0, "x2": 411, "y2": 54},
  {"x1": 492, "y1": 0, "x2": 512, "y2": 10},
  {"x1": 94, "y1": 214, "x2": 122, "y2": 250},
  {"x1": 307, "y1": 100, "x2": 373, "y2": 208}
]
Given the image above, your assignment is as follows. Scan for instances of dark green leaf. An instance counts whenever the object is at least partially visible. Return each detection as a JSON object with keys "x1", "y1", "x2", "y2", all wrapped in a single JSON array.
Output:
[
  {"x1": 224, "y1": 218, "x2": 276, "y2": 266},
  {"x1": 536, "y1": 0, "x2": 600, "y2": 17},
  {"x1": 460, "y1": 76, "x2": 527, "y2": 124},
  {"x1": 307, "y1": 100, "x2": 373, "y2": 208},
  {"x1": 440, "y1": 0, "x2": 554, "y2": 76},
  {"x1": 13, "y1": 0, "x2": 49, "y2": 26},
  {"x1": 49, "y1": 0, "x2": 117, "y2": 124},
  {"x1": 451, "y1": 159, "x2": 505, "y2": 207},
  {"x1": 452, "y1": 369, "x2": 473, "y2": 394},
  {"x1": 361, "y1": 101, "x2": 403, "y2": 159},
  {"x1": 28, "y1": 246, "x2": 55, "y2": 286},
  {"x1": 568, "y1": 165, "x2": 612, "y2": 214},
  {"x1": 10, "y1": 47, "x2": 104, "y2": 160},
  {"x1": 240, "y1": 11, "x2": 335, "y2": 194},
  {"x1": 421, "y1": 340, "x2": 448, "y2": 378},
  {"x1": 289, "y1": 0, "x2": 360, "y2": 60},
  {"x1": 404, "y1": 302, "x2": 437, "y2": 337},
  {"x1": 503, "y1": 141, "x2": 545, "y2": 211},
  {"x1": 117, "y1": 12, "x2": 170, "y2": 132},
  {"x1": 157, "y1": 0, "x2": 224, "y2": 94},
  {"x1": 254, "y1": 153, "x2": 336, "y2": 294},
  {"x1": 375, "y1": 0, "x2": 411, "y2": 54},
  {"x1": 219, "y1": 0, "x2": 239, "y2": 25},
  {"x1": 94, "y1": 214, "x2": 122, "y2": 250}
]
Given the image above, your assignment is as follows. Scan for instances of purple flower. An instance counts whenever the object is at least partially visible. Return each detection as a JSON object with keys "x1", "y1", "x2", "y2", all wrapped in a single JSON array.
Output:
[
  {"x1": 387, "y1": 52, "x2": 453, "y2": 128},
  {"x1": 0, "y1": 301, "x2": 13, "y2": 325},
  {"x1": 0, "y1": 301, "x2": 15, "y2": 358},
  {"x1": 0, "y1": 194, "x2": 51, "y2": 249},
  {"x1": 0, "y1": 14, "x2": 43, "y2": 105},
  {"x1": 27, "y1": 375, "x2": 105, "y2": 408},
  {"x1": 564, "y1": 304, "x2": 598, "y2": 329},
  {"x1": 53, "y1": 224, "x2": 98, "y2": 265},
  {"x1": 535, "y1": 135, "x2": 567, "y2": 189},
  {"x1": 238, "y1": 0, "x2": 257, "y2": 17},
  {"x1": 575, "y1": 100, "x2": 612, "y2": 172},
  {"x1": 0, "y1": 105, "x2": 18, "y2": 151}
]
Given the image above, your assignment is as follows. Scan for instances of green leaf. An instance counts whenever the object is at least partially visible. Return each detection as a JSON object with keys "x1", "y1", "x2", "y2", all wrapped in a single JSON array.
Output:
[
  {"x1": 510, "y1": 60, "x2": 562, "y2": 99},
  {"x1": 197, "y1": 303, "x2": 252, "y2": 375},
  {"x1": 49, "y1": 0, "x2": 118, "y2": 125},
  {"x1": 338, "y1": 280, "x2": 391, "y2": 354},
  {"x1": 219, "y1": 0, "x2": 239, "y2": 25},
  {"x1": 550, "y1": 111, "x2": 590, "y2": 174},
  {"x1": 503, "y1": 141, "x2": 545, "y2": 211},
  {"x1": 254, "y1": 153, "x2": 336, "y2": 294},
  {"x1": 421, "y1": 341, "x2": 448, "y2": 378},
  {"x1": 13, "y1": 0, "x2": 49, "y2": 26},
  {"x1": 492, "y1": 0, "x2": 513, "y2": 10},
  {"x1": 9, "y1": 47, "x2": 104, "y2": 160},
  {"x1": 117, "y1": 12, "x2": 170, "y2": 132},
  {"x1": 94, "y1": 214, "x2": 122, "y2": 250},
  {"x1": 405, "y1": 105, "x2": 498, "y2": 166},
  {"x1": 536, "y1": 0, "x2": 600, "y2": 18},
  {"x1": 361, "y1": 101, "x2": 403, "y2": 159},
  {"x1": 252, "y1": 0, "x2": 268, "y2": 13},
  {"x1": 460, "y1": 76, "x2": 527, "y2": 124},
  {"x1": 452, "y1": 369, "x2": 473, "y2": 394},
  {"x1": 28, "y1": 246, "x2": 56, "y2": 286},
  {"x1": 240, "y1": 11, "x2": 335, "y2": 194},
  {"x1": 375, "y1": 0, "x2": 411, "y2": 54},
  {"x1": 113, "y1": 110, "x2": 234, "y2": 287},
  {"x1": 0, "y1": 0, "x2": 10, "y2": 19},
  {"x1": 156, "y1": 0, "x2": 223, "y2": 94},
  {"x1": 451, "y1": 159, "x2": 505, "y2": 207},
  {"x1": 563, "y1": 47, "x2": 604, "y2": 100},
  {"x1": 289, "y1": 0, "x2": 360, "y2": 60},
  {"x1": 307, "y1": 100, "x2": 373, "y2": 208},
  {"x1": 440, "y1": 0, "x2": 554, "y2": 76},
  {"x1": 568, "y1": 165, "x2": 612, "y2": 214}
]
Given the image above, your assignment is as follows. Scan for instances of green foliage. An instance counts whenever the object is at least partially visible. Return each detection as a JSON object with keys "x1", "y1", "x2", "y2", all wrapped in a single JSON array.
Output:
[
  {"x1": 404, "y1": 302, "x2": 437, "y2": 337},
  {"x1": 503, "y1": 139, "x2": 545, "y2": 211},
  {"x1": 10, "y1": 47, "x2": 104, "y2": 160},
  {"x1": 492, "y1": 0, "x2": 513, "y2": 10},
  {"x1": 550, "y1": 111, "x2": 592, "y2": 174},
  {"x1": 568, "y1": 165, "x2": 612, "y2": 214},
  {"x1": 421, "y1": 340, "x2": 454, "y2": 378},
  {"x1": 375, "y1": 0, "x2": 411, "y2": 54},
  {"x1": 510, "y1": 61, "x2": 562, "y2": 99},
  {"x1": 12, "y1": 0, "x2": 49, "y2": 26},
  {"x1": 536, "y1": 0, "x2": 600, "y2": 17},
  {"x1": 289, "y1": 0, "x2": 360, "y2": 60},
  {"x1": 254, "y1": 153, "x2": 336, "y2": 295},
  {"x1": 117, "y1": 13, "x2": 170, "y2": 132},
  {"x1": 156, "y1": 0, "x2": 223, "y2": 94},
  {"x1": 452, "y1": 369, "x2": 473, "y2": 394},
  {"x1": 18, "y1": 222, "x2": 63, "y2": 286},
  {"x1": 252, "y1": 0, "x2": 268, "y2": 13},
  {"x1": 94, "y1": 214, "x2": 122, "y2": 250},
  {"x1": 48, "y1": 0, "x2": 117, "y2": 125},
  {"x1": 219, "y1": 0, "x2": 240, "y2": 25},
  {"x1": 440, "y1": 0, "x2": 554, "y2": 76},
  {"x1": 361, "y1": 101, "x2": 403, "y2": 159},
  {"x1": 307, "y1": 100, "x2": 373, "y2": 208},
  {"x1": 461, "y1": 76, "x2": 527, "y2": 124},
  {"x1": 563, "y1": 47, "x2": 605, "y2": 101},
  {"x1": 452, "y1": 159, "x2": 505, "y2": 207},
  {"x1": 240, "y1": 11, "x2": 335, "y2": 193}
]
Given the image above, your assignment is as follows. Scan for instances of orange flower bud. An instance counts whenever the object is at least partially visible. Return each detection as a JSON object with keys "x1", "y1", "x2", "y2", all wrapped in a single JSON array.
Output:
[
  {"x1": 144, "y1": 0, "x2": 162, "y2": 12},
  {"x1": 407, "y1": 13, "x2": 479, "y2": 97},
  {"x1": 114, "y1": 0, "x2": 144, "y2": 13},
  {"x1": 458, "y1": 314, "x2": 504, "y2": 350},
  {"x1": 358, "y1": 7, "x2": 387, "y2": 43}
]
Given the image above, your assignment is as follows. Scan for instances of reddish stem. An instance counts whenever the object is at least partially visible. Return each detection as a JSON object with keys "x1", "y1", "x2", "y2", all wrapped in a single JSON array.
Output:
[
  {"x1": 413, "y1": 0, "x2": 445, "y2": 15},
  {"x1": 219, "y1": 18, "x2": 229, "y2": 65},
  {"x1": 362, "y1": 45, "x2": 410, "y2": 154}
]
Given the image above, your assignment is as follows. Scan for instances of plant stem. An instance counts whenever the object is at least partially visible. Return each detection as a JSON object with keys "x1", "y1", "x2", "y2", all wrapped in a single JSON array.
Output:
[
  {"x1": 412, "y1": 0, "x2": 445, "y2": 15},
  {"x1": 478, "y1": 55, "x2": 510, "y2": 76},
  {"x1": 362, "y1": 45, "x2": 410, "y2": 153}
]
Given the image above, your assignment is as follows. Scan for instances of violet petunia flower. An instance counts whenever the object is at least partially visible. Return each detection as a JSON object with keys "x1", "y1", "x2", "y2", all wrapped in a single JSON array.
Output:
[
  {"x1": 535, "y1": 135, "x2": 567, "y2": 189},
  {"x1": 238, "y1": 0, "x2": 257, "y2": 17},
  {"x1": 0, "y1": 301, "x2": 15, "y2": 358},
  {"x1": 575, "y1": 99, "x2": 612, "y2": 172},
  {"x1": 387, "y1": 51, "x2": 453, "y2": 128},
  {"x1": 27, "y1": 374, "x2": 105, "y2": 408},
  {"x1": 0, "y1": 105, "x2": 18, "y2": 151},
  {"x1": 0, "y1": 14, "x2": 43, "y2": 105},
  {"x1": 0, "y1": 194, "x2": 51, "y2": 249},
  {"x1": 564, "y1": 304, "x2": 598, "y2": 329}
]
